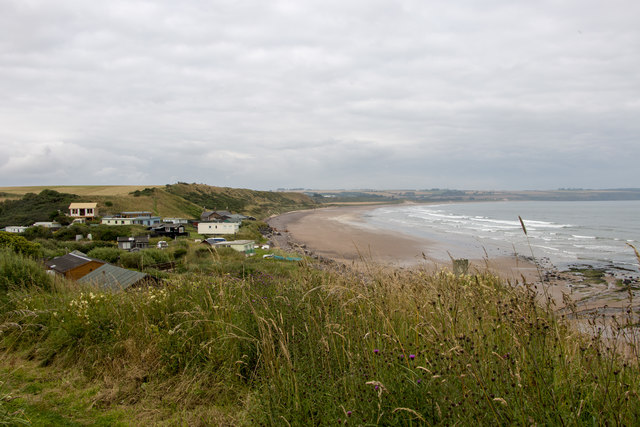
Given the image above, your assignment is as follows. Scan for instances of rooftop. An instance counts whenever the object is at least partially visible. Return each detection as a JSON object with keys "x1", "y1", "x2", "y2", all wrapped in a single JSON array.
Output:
[{"x1": 77, "y1": 264, "x2": 151, "y2": 291}]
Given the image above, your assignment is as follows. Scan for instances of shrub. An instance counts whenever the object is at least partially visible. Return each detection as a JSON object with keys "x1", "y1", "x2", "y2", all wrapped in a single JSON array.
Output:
[
  {"x1": 173, "y1": 247, "x2": 188, "y2": 259},
  {"x1": 21, "y1": 226, "x2": 52, "y2": 240},
  {"x1": 53, "y1": 224, "x2": 90, "y2": 241},
  {"x1": 89, "y1": 225, "x2": 147, "y2": 242},
  {"x1": 0, "y1": 231, "x2": 42, "y2": 257},
  {"x1": 234, "y1": 220, "x2": 267, "y2": 242},
  {"x1": 120, "y1": 249, "x2": 172, "y2": 270},
  {"x1": 0, "y1": 248, "x2": 53, "y2": 292},
  {"x1": 87, "y1": 247, "x2": 123, "y2": 263}
]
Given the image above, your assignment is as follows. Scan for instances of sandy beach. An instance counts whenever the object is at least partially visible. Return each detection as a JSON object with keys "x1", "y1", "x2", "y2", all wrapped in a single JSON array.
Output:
[
  {"x1": 267, "y1": 204, "x2": 640, "y2": 326},
  {"x1": 267, "y1": 204, "x2": 541, "y2": 283}
]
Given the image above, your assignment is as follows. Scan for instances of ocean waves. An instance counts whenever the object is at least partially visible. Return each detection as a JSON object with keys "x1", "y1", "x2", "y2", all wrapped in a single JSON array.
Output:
[{"x1": 367, "y1": 200, "x2": 640, "y2": 273}]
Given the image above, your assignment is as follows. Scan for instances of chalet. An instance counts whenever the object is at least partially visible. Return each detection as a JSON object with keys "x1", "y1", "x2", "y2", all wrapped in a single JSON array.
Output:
[
  {"x1": 163, "y1": 218, "x2": 189, "y2": 224},
  {"x1": 32, "y1": 221, "x2": 62, "y2": 230},
  {"x1": 102, "y1": 211, "x2": 161, "y2": 226},
  {"x1": 69, "y1": 203, "x2": 98, "y2": 219},
  {"x1": 45, "y1": 251, "x2": 105, "y2": 281},
  {"x1": 117, "y1": 236, "x2": 150, "y2": 251},
  {"x1": 197, "y1": 221, "x2": 240, "y2": 235},
  {"x1": 226, "y1": 213, "x2": 248, "y2": 223},
  {"x1": 3, "y1": 226, "x2": 28, "y2": 233},
  {"x1": 149, "y1": 223, "x2": 188, "y2": 238},
  {"x1": 214, "y1": 240, "x2": 256, "y2": 255},
  {"x1": 78, "y1": 263, "x2": 156, "y2": 291}
]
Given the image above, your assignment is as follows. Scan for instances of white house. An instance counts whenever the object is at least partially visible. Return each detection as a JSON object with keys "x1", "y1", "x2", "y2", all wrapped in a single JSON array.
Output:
[
  {"x1": 163, "y1": 218, "x2": 189, "y2": 224},
  {"x1": 69, "y1": 203, "x2": 97, "y2": 219},
  {"x1": 102, "y1": 217, "x2": 137, "y2": 226},
  {"x1": 3, "y1": 226, "x2": 28, "y2": 233},
  {"x1": 32, "y1": 221, "x2": 62, "y2": 230},
  {"x1": 101, "y1": 212, "x2": 162, "y2": 226},
  {"x1": 215, "y1": 240, "x2": 255, "y2": 254},
  {"x1": 197, "y1": 222, "x2": 240, "y2": 235}
]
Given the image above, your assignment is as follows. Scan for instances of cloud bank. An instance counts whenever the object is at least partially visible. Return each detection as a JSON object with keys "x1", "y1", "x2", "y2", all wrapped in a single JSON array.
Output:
[{"x1": 1, "y1": 0, "x2": 639, "y2": 189}]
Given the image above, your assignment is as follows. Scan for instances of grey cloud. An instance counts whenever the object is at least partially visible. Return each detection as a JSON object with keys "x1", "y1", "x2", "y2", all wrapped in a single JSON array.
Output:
[{"x1": 1, "y1": 0, "x2": 639, "y2": 189}]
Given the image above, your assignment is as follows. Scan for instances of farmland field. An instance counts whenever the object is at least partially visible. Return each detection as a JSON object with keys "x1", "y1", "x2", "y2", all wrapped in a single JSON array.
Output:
[{"x1": 0, "y1": 185, "x2": 164, "y2": 198}]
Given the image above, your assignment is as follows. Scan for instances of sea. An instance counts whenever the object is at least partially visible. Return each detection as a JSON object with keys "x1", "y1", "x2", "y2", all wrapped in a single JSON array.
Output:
[{"x1": 364, "y1": 200, "x2": 640, "y2": 277}]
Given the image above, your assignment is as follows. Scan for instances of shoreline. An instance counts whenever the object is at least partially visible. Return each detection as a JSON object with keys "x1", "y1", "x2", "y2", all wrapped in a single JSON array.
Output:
[
  {"x1": 267, "y1": 204, "x2": 541, "y2": 281},
  {"x1": 267, "y1": 204, "x2": 640, "y2": 320}
]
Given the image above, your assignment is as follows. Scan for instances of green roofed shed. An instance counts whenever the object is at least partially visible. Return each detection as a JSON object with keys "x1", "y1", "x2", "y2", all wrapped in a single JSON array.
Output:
[{"x1": 77, "y1": 264, "x2": 154, "y2": 291}]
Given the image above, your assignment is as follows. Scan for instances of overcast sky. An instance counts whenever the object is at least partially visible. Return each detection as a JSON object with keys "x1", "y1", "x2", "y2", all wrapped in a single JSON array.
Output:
[{"x1": 1, "y1": 1, "x2": 639, "y2": 190}]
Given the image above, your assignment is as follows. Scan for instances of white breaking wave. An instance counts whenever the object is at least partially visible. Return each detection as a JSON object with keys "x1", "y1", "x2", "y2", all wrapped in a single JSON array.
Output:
[{"x1": 366, "y1": 200, "x2": 640, "y2": 272}]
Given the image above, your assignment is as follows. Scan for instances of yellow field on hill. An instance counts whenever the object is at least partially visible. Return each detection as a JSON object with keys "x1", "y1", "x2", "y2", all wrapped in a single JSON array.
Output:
[{"x1": 0, "y1": 185, "x2": 163, "y2": 197}]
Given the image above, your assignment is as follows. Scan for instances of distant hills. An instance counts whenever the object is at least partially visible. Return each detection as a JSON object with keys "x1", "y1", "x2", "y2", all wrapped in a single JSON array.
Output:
[
  {"x1": 2, "y1": 184, "x2": 639, "y2": 228},
  {"x1": 303, "y1": 188, "x2": 640, "y2": 204}
]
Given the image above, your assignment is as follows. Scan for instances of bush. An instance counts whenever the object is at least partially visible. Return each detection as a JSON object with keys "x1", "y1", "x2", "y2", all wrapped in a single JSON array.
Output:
[
  {"x1": 172, "y1": 247, "x2": 188, "y2": 259},
  {"x1": 21, "y1": 226, "x2": 52, "y2": 240},
  {"x1": 234, "y1": 220, "x2": 267, "y2": 242},
  {"x1": 53, "y1": 224, "x2": 90, "y2": 241},
  {"x1": 89, "y1": 225, "x2": 147, "y2": 242},
  {"x1": 0, "y1": 248, "x2": 53, "y2": 292},
  {"x1": 120, "y1": 249, "x2": 172, "y2": 270},
  {"x1": 0, "y1": 231, "x2": 42, "y2": 257},
  {"x1": 87, "y1": 247, "x2": 123, "y2": 263}
]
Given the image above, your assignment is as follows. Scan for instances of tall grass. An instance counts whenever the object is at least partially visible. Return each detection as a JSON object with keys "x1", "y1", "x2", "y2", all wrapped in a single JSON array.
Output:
[{"x1": 1, "y1": 248, "x2": 639, "y2": 424}]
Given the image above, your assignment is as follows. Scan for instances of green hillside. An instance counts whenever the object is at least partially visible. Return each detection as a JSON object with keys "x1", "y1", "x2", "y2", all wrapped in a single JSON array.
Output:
[
  {"x1": 0, "y1": 184, "x2": 318, "y2": 227},
  {"x1": 0, "y1": 190, "x2": 80, "y2": 228},
  {"x1": 164, "y1": 183, "x2": 318, "y2": 218}
]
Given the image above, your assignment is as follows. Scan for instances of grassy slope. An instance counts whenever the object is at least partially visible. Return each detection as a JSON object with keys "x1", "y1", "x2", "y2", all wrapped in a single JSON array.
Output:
[
  {"x1": 1, "y1": 243, "x2": 640, "y2": 425},
  {"x1": 0, "y1": 190, "x2": 81, "y2": 228},
  {"x1": 0, "y1": 184, "x2": 317, "y2": 221},
  {"x1": 165, "y1": 183, "x2": 317, "y2": 219}
]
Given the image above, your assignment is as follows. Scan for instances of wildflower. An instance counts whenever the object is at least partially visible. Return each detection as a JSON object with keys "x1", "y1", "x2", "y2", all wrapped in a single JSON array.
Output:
[
  {"x1": 409, "y1": 354, "x2": 415, "y2": 360},
  {"x1": 347, "y1": 411, "x2": 352, "y2": 417},
  {"x1": 417, "y1": 379, "x2": 422, "y2": 384},
  {"x1": 374, "y1": 349, "x2": 379, "y2": 354}
]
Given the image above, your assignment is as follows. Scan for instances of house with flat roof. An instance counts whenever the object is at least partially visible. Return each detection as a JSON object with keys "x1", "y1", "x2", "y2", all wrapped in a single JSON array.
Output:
[
  {"x1": 197, "y1": 221, "x2": 239, "y2": 235},
  {"x1": 117, "y1": 236, "x2": 150, "y2": 251},
  {"x1": 214, "y1": 240, "x2": 255, "y2": 255},
  {"x1": 149, "y1": 223, "x2": 188, "y2": 238},
  {"x1": 101, "y1": 212, "x2": 161, "y2": 226},
  {"x1": 69, "y1": 203, "x2": 97, "y2": 219},
  {"x1": 163, "y1": 218, "x2": 189, "y2": 224},
  {"x1": 3, "y1": 226, "x2": 28, "y2": 233},
  {"x1": 32, "y1": 221, "x2": 62, "y2": 230}
]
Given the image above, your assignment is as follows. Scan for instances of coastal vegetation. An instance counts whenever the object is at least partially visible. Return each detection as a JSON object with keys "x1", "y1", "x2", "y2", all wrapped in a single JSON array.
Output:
[
  {"x1": 1, "y1": 241, "x2": 640, "y2": 425},
  {"x1": 0, "y1": 184, "x2": 318, "y2": 226},
  {"x1": 0, "y1": 190, "x2": 80, "y2": 229},
  {"x1": 2, "y1": 185, "x2": 640, "y2": 424},
  {"x1": 164, "y1": 182, "x2": 318, "y2": 218}
]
